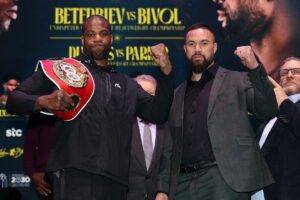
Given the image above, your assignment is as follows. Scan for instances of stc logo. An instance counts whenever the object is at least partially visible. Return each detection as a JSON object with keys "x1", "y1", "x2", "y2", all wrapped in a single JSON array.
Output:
[{"x1": 6, "y1": 128, "x2": 23, "y2": 137}]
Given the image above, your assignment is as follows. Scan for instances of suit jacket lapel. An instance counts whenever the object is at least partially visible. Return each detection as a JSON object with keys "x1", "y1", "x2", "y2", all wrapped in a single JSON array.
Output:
[
  {"x1": 208, "y1": 67, "x2": 227, "y2": 119},
  {"x1": 260, "y1": 120, "x2": 283, "y2": 154},
  {"x1": 148, "y1": 124, "x2": 164, "y2": 172},
  {"x1": 257, "y1": 122, "x2": 267, "y2": 141},
  {"x1": 262, "y1": 100, "x2": 300, "y2": 154},
  {"x1": 132, "y1": 119, "x2": 147, "y2": 170},
  {"x1": 173, "y1": 81, "x2": 187, "y2": 129}
]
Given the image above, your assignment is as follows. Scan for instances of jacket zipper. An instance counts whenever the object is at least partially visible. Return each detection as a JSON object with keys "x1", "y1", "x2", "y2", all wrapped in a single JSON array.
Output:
[{"x1": 105, "y1": 73, "x2": 111, "y2": 104}]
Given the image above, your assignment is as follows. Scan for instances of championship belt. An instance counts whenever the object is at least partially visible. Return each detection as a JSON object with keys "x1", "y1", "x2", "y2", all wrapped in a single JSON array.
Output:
[{"x1": 39, "y1": 58, "x2": 95, "y2": 121}]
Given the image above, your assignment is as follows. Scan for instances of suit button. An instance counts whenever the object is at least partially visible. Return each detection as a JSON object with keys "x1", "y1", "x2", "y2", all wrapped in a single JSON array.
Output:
[{"x1": 145, "y1": 175, "x2": 149, "y2": 179}]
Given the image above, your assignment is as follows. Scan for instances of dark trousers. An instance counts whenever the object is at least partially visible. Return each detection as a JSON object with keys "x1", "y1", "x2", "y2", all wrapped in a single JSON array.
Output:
[
  {"x1": 52, "y1": 168, "x2": 127, "y2": 200},
  {"x1": 175, "y1": 166, "x2": 249, "y2": 200},
  {"x1": 0, "y1": 188, "x2": 21, "y2": 200},
  {"x1": 38, "y1": 193, "x2": 53, "y2": 200}
]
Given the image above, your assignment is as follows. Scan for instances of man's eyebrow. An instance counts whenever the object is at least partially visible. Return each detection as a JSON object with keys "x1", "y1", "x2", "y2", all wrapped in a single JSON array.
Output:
[{"x1": 186, "y1": 39, "x2": 210, "y2": 42}]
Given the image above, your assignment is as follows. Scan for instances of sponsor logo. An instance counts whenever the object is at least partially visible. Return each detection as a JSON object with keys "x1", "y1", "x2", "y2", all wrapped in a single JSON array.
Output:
[
  {"x1": 0, "y1": 147, "x2": 24, "y2": 158},
  {"x1": 114, "y1": 83, "x2": 121, "y2": 89},
  {"x1": 0, "y1": 173, "x2": 8, "y2": 188},
  {"x1": 5, "y1": 128, "x2": 23, "y2": 137},
  {"x1": 0, "y1": 109, "x2": 17, "y2": 117},
  {"x1": 10, "y1": 174, "x2": 31, "y2": 187}
]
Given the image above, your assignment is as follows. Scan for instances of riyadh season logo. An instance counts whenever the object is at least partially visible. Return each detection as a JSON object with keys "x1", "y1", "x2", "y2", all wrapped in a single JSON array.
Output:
[{"x1": 0, "y1": 147, "x2": 24, "y2": 158}]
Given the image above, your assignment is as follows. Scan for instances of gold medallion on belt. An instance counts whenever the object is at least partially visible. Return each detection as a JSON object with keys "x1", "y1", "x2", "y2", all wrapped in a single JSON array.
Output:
[{"x1": 52, "y1": 60, "x2": 88, "y2": 88}]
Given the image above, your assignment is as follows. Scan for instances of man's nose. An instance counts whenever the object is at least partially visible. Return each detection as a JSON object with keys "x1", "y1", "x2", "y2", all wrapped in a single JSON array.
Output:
[
  {"x1": 194, "y1": 44, "x2": 202, "y2": 52},
  {"x1": 94, "y1": 34, "x2": 103, "y2": 41},
  {"x1": 287, "y1": 70, "x2": 293, "y2": 77}
]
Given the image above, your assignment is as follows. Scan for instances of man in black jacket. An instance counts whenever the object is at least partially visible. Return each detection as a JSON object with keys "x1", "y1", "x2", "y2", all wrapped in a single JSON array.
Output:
[
  {"x1": 6, "y1": 15, "x2": 173, "y2": 200},
  {"x1": 255, "y1": 57, "x2": 300, "y2": 200}
]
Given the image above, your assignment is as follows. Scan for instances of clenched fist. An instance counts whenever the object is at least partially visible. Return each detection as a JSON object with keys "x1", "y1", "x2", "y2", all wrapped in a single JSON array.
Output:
[
  {"x1": 234, "y1": 46, "x2": 259, "y2": 70},
  {"x1": 149, "y1": 43, "x2": 172, "y2": 75},
  {"x1": 35, "y1": 90, "x2": 75, "y2": 112}
]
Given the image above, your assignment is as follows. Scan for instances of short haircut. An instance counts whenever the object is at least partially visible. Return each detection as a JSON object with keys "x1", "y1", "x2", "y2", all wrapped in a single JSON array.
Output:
[
  {"x1": 185, "y1": 23, "x2": 216, "y2": 42},
  {"x1": 2, "y1": 73, "x2": 20, "y2": 83},
  {"x1": 280, "y1": 56, "x2": 300, "y2": 69},
  {"x1": 81, "y1": 15, "x2": 111, "y2": 35}
]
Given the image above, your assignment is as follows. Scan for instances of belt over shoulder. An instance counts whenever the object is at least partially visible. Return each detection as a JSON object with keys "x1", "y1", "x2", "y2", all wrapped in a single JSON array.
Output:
[{"x1": 39, "y1": 58, "x2": 95, "y2": 121}]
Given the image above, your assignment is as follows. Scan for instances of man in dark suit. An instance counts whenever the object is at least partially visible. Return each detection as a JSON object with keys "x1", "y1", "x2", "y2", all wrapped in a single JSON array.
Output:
[
  {"x1": 255, "y1": 57, "x2": 300, "y2": 200},
  {"x1": 127, "y1": 74, "x2": 164, "y2": 200},
  {"x1": 155, "y1": 23, "x2": 277, "y2": 200}
]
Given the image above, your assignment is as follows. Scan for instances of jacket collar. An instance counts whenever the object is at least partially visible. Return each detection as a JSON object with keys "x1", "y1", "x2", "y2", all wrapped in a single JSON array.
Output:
[{"x1": 76, "y1": 53, "x2": 116, "y2": 73}]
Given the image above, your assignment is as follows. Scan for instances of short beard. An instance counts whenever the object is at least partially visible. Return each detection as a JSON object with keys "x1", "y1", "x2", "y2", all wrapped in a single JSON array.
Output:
[
  {"x1": 224, "y1": 2, "x2": 269, "y2": 41},
  {"x1": 92, "y1": 49, "x2": 110, "y2": 60},
  {"x1": 189, "y1": 56, "x2": 214, "y2": 74},
  {"x1": 84, "y1": 47, "x2": 110, "y2": 60}
]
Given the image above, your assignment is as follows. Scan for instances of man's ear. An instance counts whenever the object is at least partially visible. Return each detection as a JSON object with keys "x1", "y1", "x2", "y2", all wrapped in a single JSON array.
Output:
[
  {"x1": 214, "y1": 42, "x2": 218, "y2": 54},
  {"x1": 81, "y1": 36, "x2": 84, "y2": 46},
  {"x1": 3, "y1": 83, "x2": 7, "y2": 91},
  {"x1": 261, "y1": 0, "x2": 275, "y2": 18},
  {"x1": 183, "y1": 45, "x2": 187, "y2": 54}
]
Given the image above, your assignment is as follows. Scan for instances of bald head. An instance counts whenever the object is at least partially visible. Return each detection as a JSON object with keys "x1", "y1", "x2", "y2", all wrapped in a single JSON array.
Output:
[
  {"x1": 81, "y1": 15, "x2": 113, "y2": 64},
  {"x1": 82, "y1": 15, "x2": 111, "y2": 36}
]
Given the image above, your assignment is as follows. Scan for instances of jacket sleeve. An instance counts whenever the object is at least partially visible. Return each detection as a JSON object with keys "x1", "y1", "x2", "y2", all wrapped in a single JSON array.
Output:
[
  {"x1": 136, "y1": 72, "x2": 174, "y2": 124},
  {"x1": 6, "y1": 69, "x2": 55, "y2": 115},
  {"x1": 276, "y1": 99, "x2": 300, "y2": 140},
  {"x1": 156, "y1": 119, "x2": 172, "y2": 195},
  {"x1": 245, "y1": 65, "x2": 278, "y2": 120}
]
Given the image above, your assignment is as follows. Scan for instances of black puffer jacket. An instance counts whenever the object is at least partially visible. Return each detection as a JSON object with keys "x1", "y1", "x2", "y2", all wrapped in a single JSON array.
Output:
[{"x1": 6, "y1": 54, "x2": 174, "y2": 185}]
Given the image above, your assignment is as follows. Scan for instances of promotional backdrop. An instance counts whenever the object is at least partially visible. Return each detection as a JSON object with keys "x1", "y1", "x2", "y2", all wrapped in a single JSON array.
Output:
[{"x1": 1, "y1": 0, "x2": 299, "y2": 199}]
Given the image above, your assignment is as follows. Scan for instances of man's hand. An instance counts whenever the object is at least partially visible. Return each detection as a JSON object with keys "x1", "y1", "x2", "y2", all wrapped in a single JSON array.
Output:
[
  {"x1": 35, "y1": 90, "x2": 74, "y2": 112},
  {"x1": 234, "y1": 46, "x2": 259, "y2": 70},
  {"x1": 31, "y1": 172, "x2": 52, "y2": 196},
  {"x1": 155, "y1": 192, "x2": 168, "y2": 200},
  {"x1": 268, "y1": 76, "x2": 288, "y2": 107},
  {"x1": 149, "y1": 43, "x2": 172, "y2": 75}
]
